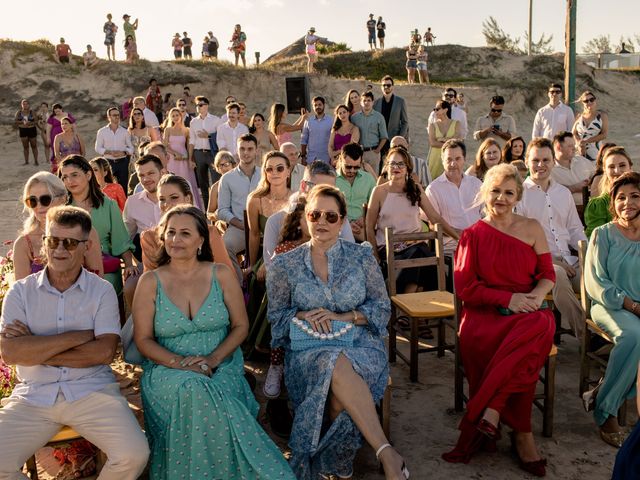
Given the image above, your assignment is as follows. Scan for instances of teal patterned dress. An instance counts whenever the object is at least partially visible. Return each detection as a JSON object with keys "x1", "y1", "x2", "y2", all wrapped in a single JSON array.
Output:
[{"x1": 140, "y1": 265, "x2": 295, "y2": 479}]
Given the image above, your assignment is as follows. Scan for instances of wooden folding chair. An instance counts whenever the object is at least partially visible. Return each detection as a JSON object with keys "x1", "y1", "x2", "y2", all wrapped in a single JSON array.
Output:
[
  {"x1": 453, "y1": 295, "x2": 558, "y2": 437},
  {"x1": 577, "y1": 240, "x2": 627, "y2": 424},
  {"x1": 25, "y1": 427, "x2": 105, "y2": 479},
  {"x1": 242, "y1": 209, "x2": 250, "y2": 269},
  {"x1": 386, "y1": 224, "x2": 455, "y2": 382},
  {"x1": 361, "y1": 203, "x2": 368, "y2": 242}
]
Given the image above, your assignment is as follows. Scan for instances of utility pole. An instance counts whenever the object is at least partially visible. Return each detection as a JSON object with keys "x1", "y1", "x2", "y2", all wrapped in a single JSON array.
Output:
[
  {"x1": 564, "y1": 0, "x2": 577, "y2": 109},
  {"x1": 528, "y1": 0, "x2": 533, "y2": 55}
]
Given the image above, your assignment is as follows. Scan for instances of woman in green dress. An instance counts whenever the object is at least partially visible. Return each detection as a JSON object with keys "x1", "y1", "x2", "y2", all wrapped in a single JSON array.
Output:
[
  {"x1": 427, "y1": 100, "x2": 461, "y2": 180},
  {"x1": 584, "y1": 147, "x2": 633, "y2": 236},
  {"x1": 585, "y1": 172, "x2": 640, "y2": 448},
  {"x1": 59, "y1": 155, "x2": 136, "y2": 298},
  {"x1": 133, "y1": 205, "x2": 295, "y2": 479}
]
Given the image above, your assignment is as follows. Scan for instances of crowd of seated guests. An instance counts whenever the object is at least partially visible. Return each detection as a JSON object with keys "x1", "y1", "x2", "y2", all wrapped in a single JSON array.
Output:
[{"x1": 5, "y1": 77, "x2": 639, "y2": 479}]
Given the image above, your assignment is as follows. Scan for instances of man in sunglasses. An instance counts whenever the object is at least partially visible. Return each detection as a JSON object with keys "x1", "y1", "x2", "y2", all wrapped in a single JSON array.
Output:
[
  {"x1": 0, "y1": 206, "x2": 149, "y2": 478},
  {"x1": 532, "y1": 82, "x2": 575, "y2": 140},
  {"x1": 373, "y1": 75, "x2": 408, "y2": 159},
  {"x1": 473, "y1": 95, "x2": 516, "y2": 147},
  {"x1": 95, "y1": 106, "x2": 134, "y2": 192},
  {"x1": 188, "y1": 96, "x2": 222, "y2": 207},
  {"x1": 176, "y1": 98, "x2": 193, "y2": 127},
  {"x1": 335, "y1": 143, "x2": 376, "y2": 242},
  {"x1": 427, "y1": 87, "x2": 468, "y2": 138}
]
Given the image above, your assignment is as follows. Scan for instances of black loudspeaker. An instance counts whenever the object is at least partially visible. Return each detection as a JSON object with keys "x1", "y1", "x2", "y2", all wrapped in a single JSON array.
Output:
[{"x1": 285, "y1": 76, "x2": 309, "y2": 114}]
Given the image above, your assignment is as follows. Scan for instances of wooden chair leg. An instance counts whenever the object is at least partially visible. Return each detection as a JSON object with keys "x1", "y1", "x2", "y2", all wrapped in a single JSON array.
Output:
[
  {"x1": 437, "y1": 319, "x2": 445, "y2": 357},
  {"x1": 579, "y1": 325, "x2": 591, "y2": 396},
  {"x1": 382, "y1": 386, "x2": 391, "y2": 441},
  {"x1": 543, "y1": 353, "x2": 556, "y2": 438},
  {"x1": 388, "y1": 308, "x2": 397, "y2": 363},
  {"x1": 410, "y1": 316, "x2": 419, "y2": 382},
  {"x1": 25, "y1": 455, "x2": 38, "y2": 479}
]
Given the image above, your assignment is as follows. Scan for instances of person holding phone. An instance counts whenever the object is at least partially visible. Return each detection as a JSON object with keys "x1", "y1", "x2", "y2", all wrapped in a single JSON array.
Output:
[{"x1": 473, "y1": 95, "x2": 516, "y2": 148}]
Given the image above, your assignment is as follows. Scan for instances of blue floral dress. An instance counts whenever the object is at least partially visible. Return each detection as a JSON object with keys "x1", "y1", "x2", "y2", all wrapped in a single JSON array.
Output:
[
  {"x1": 140, "y1": 266, "x2": 295, "y2": 479},
  {"x1": 267, "y1": 240, "x2": 390, "y2": 478}
]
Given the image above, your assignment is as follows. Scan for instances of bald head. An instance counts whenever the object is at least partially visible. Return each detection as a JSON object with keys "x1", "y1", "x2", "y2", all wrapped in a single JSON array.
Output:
[{"x1": 390, "y1": 136, "x2": 408, "y2": 149}]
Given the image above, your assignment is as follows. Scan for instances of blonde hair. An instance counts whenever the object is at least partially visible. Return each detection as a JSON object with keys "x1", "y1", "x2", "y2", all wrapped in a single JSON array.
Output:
[
  {"x1": 476, "y1": 163, "x2": 523, "y2": 211},
  {"x1": 599, "y1": 146, "x2": 633, "y2": 194},
  {"x1": 21, "y1": 172, "x2": 67, "y2": 234}
]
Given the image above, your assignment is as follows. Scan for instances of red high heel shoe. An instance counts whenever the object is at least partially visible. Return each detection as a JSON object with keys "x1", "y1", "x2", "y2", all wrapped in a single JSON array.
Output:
[
  {"x1": 477, "y1": 418, "x2": 501, "y2": 441},
  {"x1": 509, "y1": 432, "x2": 547, "y2": 477}
]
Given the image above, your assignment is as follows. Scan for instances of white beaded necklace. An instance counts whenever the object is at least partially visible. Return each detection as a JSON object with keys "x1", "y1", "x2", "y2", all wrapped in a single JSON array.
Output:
[{"x1": 292, "y1": 317, "x2": 353, "y2": 340}]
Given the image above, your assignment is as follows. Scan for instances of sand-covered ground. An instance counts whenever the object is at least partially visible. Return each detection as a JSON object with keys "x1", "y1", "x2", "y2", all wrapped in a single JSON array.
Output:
[{"x1": 1, "y1": 44, "x2": 639, "y2": 478}]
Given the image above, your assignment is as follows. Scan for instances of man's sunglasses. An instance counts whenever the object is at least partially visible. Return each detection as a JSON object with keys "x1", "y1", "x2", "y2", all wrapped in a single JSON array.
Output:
[
  {"x1": 306, "y1": 210, "x2": 343, "y2": 224},
  {"x1": 25, "y1": 195, "x2": 55, "y2": 208},
  {"x1": 343, "y1": 165, "x2": 361, "y2": 171},
  {"x1": 43, "y1": 235, "x2": 88, "y2": 251},
  {"x1": 490, "y1": 108, "x2": 503, "y2": 113}
]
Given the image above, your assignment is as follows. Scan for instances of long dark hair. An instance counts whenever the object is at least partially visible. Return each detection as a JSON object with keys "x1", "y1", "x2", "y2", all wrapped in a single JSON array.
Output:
[
  {"x1": 59, "y1": 155, "x2": 105, "y2": 207},
  {"x1": 332, "y1": 105, "x2": 350, "y2": 131},
  {"x1": 128, "y1": 107, "x2": 146, "y2": 130},
  {"x1": 386, "y1": 146, "x2": 421, "y2": 206},
  {"x1": 155, "y1": 206, "x2": 213, "y2": 266},
  {"x1": 344, "y1": 89, "x2": 359, "y2": 113},
  {"x1": 279, "y1": 196, "x2": 307, "y2": 243},
  {"x1": 268, "y1": 103, "x2": 285, "y2": 134},
  {"x1": 502, "y1": 136, "x2": 527, "y2": 163},
  {"x1": 89, "y1": 157, "x2": 116, "y2": 184},
  {"x1": 248, "y1": 113, "x2": 265, "y2": 134}
]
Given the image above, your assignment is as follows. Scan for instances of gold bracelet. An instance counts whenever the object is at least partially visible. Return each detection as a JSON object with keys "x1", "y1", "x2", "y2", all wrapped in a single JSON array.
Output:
[{"x1": 352, "y1": 310, "x2": 358, "y2": 324}]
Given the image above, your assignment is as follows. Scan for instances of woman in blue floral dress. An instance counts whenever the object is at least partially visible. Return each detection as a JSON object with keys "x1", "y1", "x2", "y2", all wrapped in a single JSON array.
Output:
[
  {"x1": 133, "y1": 205, "x2": 295, "y2": 479},
  {"x1": 267, "y1": 185, "x2": 410, "y2": 479}
]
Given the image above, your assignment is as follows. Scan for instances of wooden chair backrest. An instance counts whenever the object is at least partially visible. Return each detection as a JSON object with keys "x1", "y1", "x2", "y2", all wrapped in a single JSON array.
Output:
[
  {"x1": 385, "y1": 224, "x2": 447, "y2": 296},
  {"x1": 362, "y1": 203, "x2": 368, "y2": 242},
  {"x1": 578, "y1": 239, "x2": 591, "y2": 313}
]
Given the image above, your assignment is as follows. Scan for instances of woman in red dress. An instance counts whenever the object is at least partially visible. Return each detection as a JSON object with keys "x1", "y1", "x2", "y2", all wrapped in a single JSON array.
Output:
[{"x1": 443, "y1": 163, "x2": 556, "y2": 477}]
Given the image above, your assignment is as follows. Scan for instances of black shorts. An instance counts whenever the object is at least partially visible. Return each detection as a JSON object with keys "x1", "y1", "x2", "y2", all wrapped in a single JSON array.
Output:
[
  {"x1": 19, "y1": 127, "x2": 37, "y2": 139},
  {"x1": 183, "y1": 46, "x2": 192, "y2": 57},
  {"x1": 174, "y1": 50, "x2": 182, "y2": 59},
  {"x1": 59, "y1": 56, "x2": 69, "y2": 64}
]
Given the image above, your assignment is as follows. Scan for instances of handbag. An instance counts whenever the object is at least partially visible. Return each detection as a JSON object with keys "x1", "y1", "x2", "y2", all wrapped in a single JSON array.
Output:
[
  {"x1": 289, "y1": 317, "x2": 355, "y2": 351},
  {"x1": 121, "y1": 315, "x2": 145, "y2": 365},
  {"x1": 102, "y1": 253, "x2": 121, "y2": 274}
]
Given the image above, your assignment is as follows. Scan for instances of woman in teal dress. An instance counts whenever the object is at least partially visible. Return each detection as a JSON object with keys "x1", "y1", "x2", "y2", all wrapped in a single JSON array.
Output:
[
  {"x1": 585, "y1": 172, "x2": 640, "y2": 448},
  {"x1": 584, "y1": 146, "x2": 632, "y2": 236},
  {"x1": 59, "y1": 155, "x2": 136, "y2": 296},
  {"x1": 133, "y1": 205, "x2": 294, "y2": 479}
]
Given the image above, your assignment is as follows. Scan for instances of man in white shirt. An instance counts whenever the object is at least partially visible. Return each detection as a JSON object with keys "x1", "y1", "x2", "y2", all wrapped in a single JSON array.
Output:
[
  {"x1": 216, "y1": 102, "x2": 249, "y2": 156},
  {"x1": 188, "y1": 96, "x2": 222, "y2": 207},
  {"x1": 95, "y1": 106, "x2": 133, "y2": 192},
  {"x1": 531, "y1": 83, "x2": 575, "y2": 140},
  {"x1": 428, "y1": 87, "x2": 468, "y2": 138},
  {"x1": 0, "y1": 206, "x2": 149, "y2": 479},
  {"x1": 216, "y1": 134, "x2": 261, "y2": 281},
  {"x1": 280, "y1": 142, "x2": 305, "y2": 191},
  {"x1": 473, "y1": 95, "x2": 517, "y2": 148},
  {"x1": 133, "y1": 96, "x2": 160, "y2": 130},
  {"x1": 123, "y1": 155, "x2": 163, "y2": 260},
  {"x1": 516, "y1": 137, "x2": 587, "y2": 338},
  {"x1": 550, "y1": 131, "x2": 595, "y2": 207},
  {"x1": 426, "y1": 139, "x2": 482, "y2": 254}
]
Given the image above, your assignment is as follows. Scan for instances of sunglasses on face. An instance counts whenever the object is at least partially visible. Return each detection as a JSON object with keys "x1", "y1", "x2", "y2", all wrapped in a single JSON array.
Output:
[
  {"x1": 43, "y1": 235, "x2": 88, "y2": 251},
  {"x1": 343, "y1": 165, "x2": 361, "y2": 171},
  {"x1": 490, "y1": 108, "x2": 503, "y2": 113},
  {"x1": 306, "y1": 210, "x2": 343, "y2": 224},
  {"x1": 433, "y1": 107, "x2": 442, "y2": 112},
  {"x1": 388, "y1": 161, "x2": 407, "y2": 169},
  {"x1": 583, "y1": 97, "x2": 596, "y2": 103},
  {"x1": 197, "y1": 103, "x2": 207, "y2": 107},
  {"x1": 444, "y1": 93, "x2": 455, "y2": 98},
  {"x1": 218, "y1": 162, "x2": 232, "y2": 169},
  {"x1": 382, "y1": 84, "x2": 393, "y2": 88},
  {"x1": 25, "y1": 195, "x2": 54, "y2": 208},
  {"x1": 265, "y1": 165, "x2": 286, "y2": 173}
]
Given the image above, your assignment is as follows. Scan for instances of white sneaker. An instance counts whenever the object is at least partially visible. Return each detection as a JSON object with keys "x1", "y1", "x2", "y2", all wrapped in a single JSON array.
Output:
[{"x1": 263, "y1": 364, "x2": 284, "y2": 399}]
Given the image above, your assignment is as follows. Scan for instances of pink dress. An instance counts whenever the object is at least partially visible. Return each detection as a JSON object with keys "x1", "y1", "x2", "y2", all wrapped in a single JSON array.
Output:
[
  {"x1": 333, "y1": 132, "x2": 352, "y2": 152},
  {"x1": 167, "y1": 134, "x2": 204, "y2": 209}
]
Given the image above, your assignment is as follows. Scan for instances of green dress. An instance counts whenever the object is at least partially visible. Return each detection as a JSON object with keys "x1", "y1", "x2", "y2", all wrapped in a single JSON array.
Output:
[
  {"x1": 428, "y1": 119, "x2": 458, "y2": 180},
  {"x1": 584, "y1": 193, "x2": 611, "y2": 237},
  {"x1": 74, "y1": 197, "x2": 134, "y2": 295},
  {"x1": 141, "y1": 266, "x2": 295, "y2": 479}
]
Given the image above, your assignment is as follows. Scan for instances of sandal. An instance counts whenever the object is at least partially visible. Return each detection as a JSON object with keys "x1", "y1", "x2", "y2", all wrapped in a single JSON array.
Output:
[
  {"x1": 376, "y1": 443, "x2": 410, "y2": 479},
  {"x1": 600, "y1": 429, "x2": 626, "y2": 448}
]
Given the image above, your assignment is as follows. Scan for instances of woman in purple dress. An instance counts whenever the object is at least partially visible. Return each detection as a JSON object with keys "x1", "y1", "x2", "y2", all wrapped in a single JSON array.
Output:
[
  {"x1": 46, "y1": 103, "x2": 75, "y2": 173},
  {"x1": 328, "y1": 104, "x2": 360, "y2": 166}
]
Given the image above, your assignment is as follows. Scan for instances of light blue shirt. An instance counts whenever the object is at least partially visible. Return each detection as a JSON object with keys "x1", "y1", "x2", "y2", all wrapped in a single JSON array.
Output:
[
  {"x1": 216, "y1": 164, "x2": 262, "y2": 224},
  {"x1": 351, "y1": 110, "x2": 388, "y2": 149},
  {"x1": 0, "y1": 268, "x2": 120, "y2": 407},
  {"x1": 301, "y1": 114, "x2": 333, "y2": 163}
]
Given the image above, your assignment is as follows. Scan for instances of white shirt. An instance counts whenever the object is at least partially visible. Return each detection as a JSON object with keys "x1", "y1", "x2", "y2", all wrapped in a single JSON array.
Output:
[
  {"x1": 0, "y1": 268, "x2": 120, "y2": 406},
  {"x1": 425, "y1": 173, "x2": 482, "y2": 253},
  {"x1": 189, "y1": 113, "x2": 222, "y2": 150},
  {"x1": 428, "y1": 104, "x2": 468, "y2": 138},
  {"x1": 550, "y1": 156, "x2": 595, "y2": 206},
  {"x1": 216, "y1": 121, "x2": 249, "y2": 155},
  {"x1": 531, "y1": 102, "x2": 574, "y2": 140},
  {"x1": 290, "y1": 163, "x2": 305, "y2": 192},
  {"x1": 142, "y1": 107, "x2": 159, "y2": 128},
  {"x1": 94, "y1": 125, "x2": 133, "y2": 159},
  {"x1": 516, "y1": 177, "x2": 587, "y2": 264},
  {"x1": 122, "y1": 190, "x2": 162, "y2": 237}
]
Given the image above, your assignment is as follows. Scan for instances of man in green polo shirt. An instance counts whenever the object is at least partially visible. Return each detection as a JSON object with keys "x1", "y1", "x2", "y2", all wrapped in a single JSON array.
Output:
[{"x1": 335, "y1": 142, "x2": 376, "y2": 242}]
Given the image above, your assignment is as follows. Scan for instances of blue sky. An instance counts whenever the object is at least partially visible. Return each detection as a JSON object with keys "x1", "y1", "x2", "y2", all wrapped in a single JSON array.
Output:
[{"x1": 3, "y1": 0, "x2": 639, "y2": 62}]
